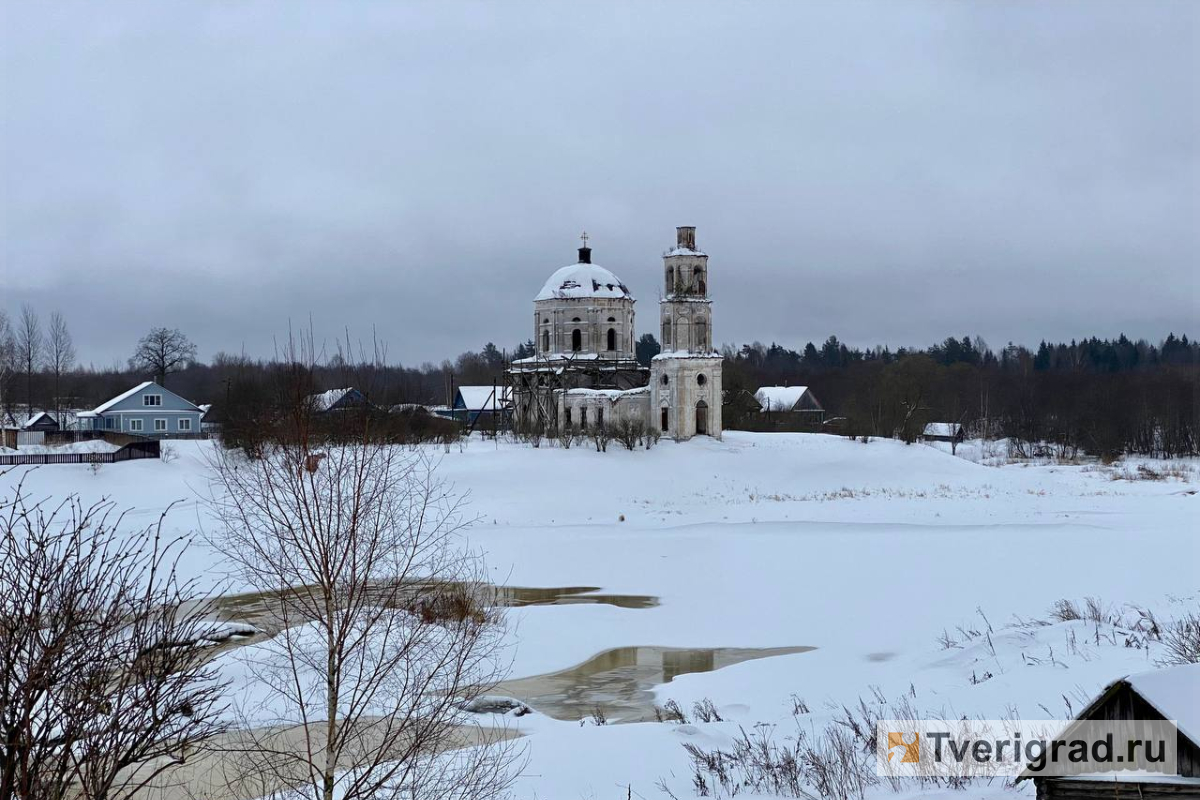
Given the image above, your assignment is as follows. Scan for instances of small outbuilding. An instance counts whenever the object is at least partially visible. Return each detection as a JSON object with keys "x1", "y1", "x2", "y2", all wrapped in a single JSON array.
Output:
[{"x1": 1024, "y1": 664, "x2": 1200, "y2": 798}]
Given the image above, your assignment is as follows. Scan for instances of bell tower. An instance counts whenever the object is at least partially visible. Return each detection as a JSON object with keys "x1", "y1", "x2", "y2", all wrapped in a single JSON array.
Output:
[{"x1": 650, "y1": 226, "x2": 722, "y2": 440}]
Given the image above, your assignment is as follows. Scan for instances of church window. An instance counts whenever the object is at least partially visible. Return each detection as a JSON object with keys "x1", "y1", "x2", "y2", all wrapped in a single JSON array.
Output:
[
  {"x1": 660, "y1": 407, "x2": 669, "y2": 432},
  {"x1": 606, "y1": 328, "x2": 616, "y2": 351},
  {"x1": 660, "y1": 373, "x2": 669, "y2": 386},
  {"x1": 541, "y1": 329, "x2": 549, "y2": 351},
  {"x1": 696, "y1": 373, "x2": 707, "y2": 386},
  {"x1": 666, "y1": 267, "x2": 674, "y2": 293},
  {"x1": 572, "y1": 329, "x2": 582, "y2": 351},
  {"x1": 662, "y1": 319, "x2": 671, "y2": 347},
  {"x1": 597, "y1": 407, "x2": 604, "y2": 428},
  {"x1": 581, "y1": 408, "x2": 588, "y2": 429},
  {"x1": 696, "y1": 319, "x2": 707, "y2": 349}
]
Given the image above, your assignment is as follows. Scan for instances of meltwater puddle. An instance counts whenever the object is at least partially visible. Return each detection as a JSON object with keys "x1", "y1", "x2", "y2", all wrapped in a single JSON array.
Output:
[{"x1": 495, "y1": 645, "x2": 815, "y2": 723}]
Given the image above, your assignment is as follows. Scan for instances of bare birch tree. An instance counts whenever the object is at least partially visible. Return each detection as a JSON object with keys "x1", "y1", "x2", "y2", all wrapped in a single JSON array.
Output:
[
  {"x1": 206, "y1": 437, "x2": 516, "y2": 800},
  {"x1": 14, "y1": 305, "x2": 42, "y2": 418},
  {"x1": 46, "y1": 312, "x2": 76, "y2": 420},
  {"x1": 0, "y1": 477, "x2": 227, "y2": 800}
]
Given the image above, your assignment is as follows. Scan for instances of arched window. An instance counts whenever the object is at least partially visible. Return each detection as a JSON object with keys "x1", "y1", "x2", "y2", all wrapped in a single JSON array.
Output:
[
  {"x1": 696, "y1": 373, "x2": 707, "y2": 386},
  {"x1": 696, "y1": 319, "x2": 707, "y2": 350},
  {"x1": 660, "y1": 373, "x2": 669, "y2": 386},
  {"x1": 666, "y1": 267, "x2": 675, "y2": 293},
  {"x1": 662, "y1": 319, "x2": 671, "y2": 347},
  {"x1": 541, "y1": 329, "x2": 549, "y2": 351},
  {"x1": 572, "y1": 329, "x2": 582, "y2": 352},
  {"x1": 695, "y1": 400, "x2": 709, "y2": 435},
  {"x1": 606, "y1": 328, "x2": 616, "y2": 351},
  {"x1": 698, "y1": 279, "x2": 706, "y2": 295}
]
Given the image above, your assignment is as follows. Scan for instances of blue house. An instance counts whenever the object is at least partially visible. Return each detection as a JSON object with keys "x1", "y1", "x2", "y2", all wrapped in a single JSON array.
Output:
[{"x1": 78, "y1": 381, "x2": 205, "y2": 437}]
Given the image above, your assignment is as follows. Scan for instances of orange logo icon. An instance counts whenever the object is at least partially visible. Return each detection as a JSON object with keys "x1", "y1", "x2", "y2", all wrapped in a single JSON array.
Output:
[{"x1": 887, "y1": 732, "x2": 920, "y2": 763}]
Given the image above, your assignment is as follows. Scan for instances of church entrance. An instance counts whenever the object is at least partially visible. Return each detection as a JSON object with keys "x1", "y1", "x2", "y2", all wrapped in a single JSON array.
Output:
[{"x1": 695, "y1": 400, "x2": 708, "y2": 436}]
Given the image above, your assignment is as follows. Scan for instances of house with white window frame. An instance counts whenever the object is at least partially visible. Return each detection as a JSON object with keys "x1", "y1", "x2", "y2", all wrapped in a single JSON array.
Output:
[{"x1": 77, "y1": 381, "x2": 205, "y2": 437}]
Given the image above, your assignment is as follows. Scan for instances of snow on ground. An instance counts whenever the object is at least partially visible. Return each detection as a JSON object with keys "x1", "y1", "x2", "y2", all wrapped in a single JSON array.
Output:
[
  {"x1": 1, "y1": 438, "x2": 122, "y2": 455},
  {"x1": 2, "y1": 432, "x2": 1197, "y2": 798}
]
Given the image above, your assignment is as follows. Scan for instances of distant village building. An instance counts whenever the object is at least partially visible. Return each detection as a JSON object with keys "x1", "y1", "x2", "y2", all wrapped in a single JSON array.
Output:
[
  {"x1": 508, "y1": 226, "x2": 722, "y2": 441},
  {"x1": 306, "y1": 387, "x2": 370, "y2": 414},
  {"x1": 451, "y1": 385, "x2": 512, "y2": 427},
  {"x1": 77, "y1": 381, "x2": 205, "y2": 437},
  {"x1": 753, "y1": 386, "x2": 825, "y2": 425},
  {"x1": 921, "y1": 422, "x2": 965, "y2": 444}
]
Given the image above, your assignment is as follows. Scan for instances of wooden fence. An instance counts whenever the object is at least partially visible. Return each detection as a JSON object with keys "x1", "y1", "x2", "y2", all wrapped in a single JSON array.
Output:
[{"x1": 0, "y1": 440, "x2": 161, "y2": 466}]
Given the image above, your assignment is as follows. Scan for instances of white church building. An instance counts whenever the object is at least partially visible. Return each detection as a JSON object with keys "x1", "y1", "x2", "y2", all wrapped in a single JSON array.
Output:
[{"x1": 508, "y1": 226, "x2": 722, "y2": 441}]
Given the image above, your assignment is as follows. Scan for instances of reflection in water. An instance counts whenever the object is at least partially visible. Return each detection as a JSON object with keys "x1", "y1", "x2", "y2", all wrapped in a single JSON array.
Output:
[{"x1": 495, "y1": 645, "x2": 814, "y2": 723}]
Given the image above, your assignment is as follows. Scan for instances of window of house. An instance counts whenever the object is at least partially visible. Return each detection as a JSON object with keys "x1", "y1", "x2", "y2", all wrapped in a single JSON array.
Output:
[
  {"x1": 143, "y1": 394, "x2": 162, "y2": 407},
  {"x1": 105, "y1": 417, "x2": 115, "y2": 430},
  {"x1": 130, "y1": 419, "x2": 144, "y2": 431},
  {"x1": 178, "y1": 418, "x2": 192, "y2": 431},
  {"x1": 154, "y1": 419, "x2": 167, "y2": 431}
]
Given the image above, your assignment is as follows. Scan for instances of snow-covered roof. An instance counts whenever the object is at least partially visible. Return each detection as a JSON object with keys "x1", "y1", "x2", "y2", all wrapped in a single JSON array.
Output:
[
  {"x1": 923, "y1": 422, "x2": 963, "y2": 437},
  {"x1": 536, "y1": 263, "x2": 632, "y2": 302},
  {"x1": 665, "y1": 247, "x2": 707, "y2": 257},
  {"x1": 21, "y1": 411, "x2": 55, "y2": 429},
  {"x1": 650, "y1": 350, "x2": 720, "y2": 361},
  {"x1": 1125, "y1": 664, "x2": 1200, "y2": 745},
  {"x1": 563, "y1": 386, "x2": 650, "y2": 400},
  {"x1": 307, "y1": 388, "x2": 354, "y2": 412},
  {"x1": 455, "y1": 385, "x2": 512, "y2": 411},
  {"x1": 754, "y1": 386, "x2": 811, "y2": 412},
  {"x1": 90, "y1": 381, "x2": 157, "y2": 414}
]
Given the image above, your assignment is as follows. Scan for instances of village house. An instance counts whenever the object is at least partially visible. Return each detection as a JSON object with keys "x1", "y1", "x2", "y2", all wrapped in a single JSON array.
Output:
[{"x1": 77, "y1": 381, "x2": 205, "y2": 437}]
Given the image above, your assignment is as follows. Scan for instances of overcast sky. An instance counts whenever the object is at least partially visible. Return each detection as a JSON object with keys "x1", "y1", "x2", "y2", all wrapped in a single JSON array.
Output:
[{"x1": 2, "y1": 1, "x2": 1196, "y2": 367}]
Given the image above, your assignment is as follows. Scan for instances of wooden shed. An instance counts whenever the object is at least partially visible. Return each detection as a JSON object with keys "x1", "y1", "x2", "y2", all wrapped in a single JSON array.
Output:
[{"x1": 1027, "y1": 664, "x2": 1200, "y2": 798}]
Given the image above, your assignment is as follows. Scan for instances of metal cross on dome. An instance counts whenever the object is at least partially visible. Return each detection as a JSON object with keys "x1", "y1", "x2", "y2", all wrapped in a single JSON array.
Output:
[{"x1": 580, "y1": 231, "x2": 589, "y2": 247}]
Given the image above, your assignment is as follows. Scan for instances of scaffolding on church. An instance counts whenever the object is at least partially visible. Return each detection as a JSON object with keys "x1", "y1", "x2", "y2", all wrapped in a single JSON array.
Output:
[{"x1": 506, "y1": 350, "x2": 647, "y2": 434}]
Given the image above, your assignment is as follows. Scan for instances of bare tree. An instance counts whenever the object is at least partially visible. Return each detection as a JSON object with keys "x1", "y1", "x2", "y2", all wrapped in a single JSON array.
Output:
[
  {"x1": 130, "y1": 327, "x2": 197, "y2": 386},
  {"x1": 0, "y1": 477, "x2": 227, "y2": 800},
  {"x1": 0, "y1": 312, "x2": 15, "y2": 426},
  {"x1": 14, "y1": 305, "x2": 42, "y2": 418},
  {"x1": 46, "y1": 312, "x2": 76, "y2": 421},
  {"x1": 206, "y1": 436, "x2": 516, "y2": 800}
]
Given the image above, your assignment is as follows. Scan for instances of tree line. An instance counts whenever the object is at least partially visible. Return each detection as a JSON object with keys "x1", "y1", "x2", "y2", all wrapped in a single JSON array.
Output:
[
  {"x1": 723, "y1": 333, "x2": 1199, "y2": 458},
  {"x1": 2, "y1": 302, "x2": 1194, "y2": 458}
]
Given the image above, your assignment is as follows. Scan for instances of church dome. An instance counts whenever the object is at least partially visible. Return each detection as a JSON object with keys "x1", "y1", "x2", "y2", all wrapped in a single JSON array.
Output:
[{"x1": 535, "y1": 261, "x2": 632, "y2": 302}]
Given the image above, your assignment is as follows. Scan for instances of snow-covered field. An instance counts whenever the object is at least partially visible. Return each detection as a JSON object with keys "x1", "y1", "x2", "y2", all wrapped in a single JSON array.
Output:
[{"x1": 2, "y1": 432, "x2": 1197, "y2": 798}]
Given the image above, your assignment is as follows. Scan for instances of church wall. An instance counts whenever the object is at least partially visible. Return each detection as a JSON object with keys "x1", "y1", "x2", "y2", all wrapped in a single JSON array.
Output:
[{"x1": 650, "y1": 355, "x2": 723, "y2": 441}]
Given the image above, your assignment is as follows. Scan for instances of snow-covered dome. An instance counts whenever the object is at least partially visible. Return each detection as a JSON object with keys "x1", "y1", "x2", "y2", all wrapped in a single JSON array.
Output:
[{"x1": 535, "y1": 261, "x2": 632, "y2": 302}]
